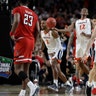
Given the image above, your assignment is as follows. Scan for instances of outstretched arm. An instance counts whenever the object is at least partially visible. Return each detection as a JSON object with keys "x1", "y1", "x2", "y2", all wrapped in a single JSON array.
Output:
[
  {"x1": 54, "y1": 22, "x2": 75, "y2": 34},
  {"x1": 66, "y1": 32, "x2": 74, "y2": 60}
]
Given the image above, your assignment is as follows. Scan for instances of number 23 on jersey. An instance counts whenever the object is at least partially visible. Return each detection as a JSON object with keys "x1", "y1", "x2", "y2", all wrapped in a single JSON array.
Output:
[{"x1": 24, "y1": 14, "x2": 33, "y2": 26}]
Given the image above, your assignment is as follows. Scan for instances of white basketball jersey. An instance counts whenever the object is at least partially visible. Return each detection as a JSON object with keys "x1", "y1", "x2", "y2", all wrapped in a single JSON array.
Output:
[
  {"x1": 41, "y1": 30, "x2": 62, "y2": 53},
  {"x1": 75, "y1": 18, "x2": 91, "y2": 41},
  {"x1": 75, "y1": 18, "x2": 92, "y2": 58}
]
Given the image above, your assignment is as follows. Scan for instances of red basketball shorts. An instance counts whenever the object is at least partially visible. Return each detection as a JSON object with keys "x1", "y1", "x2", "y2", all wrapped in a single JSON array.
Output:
[{"x1": 14, "y1": 37, "x2": 35, "y2": 64}]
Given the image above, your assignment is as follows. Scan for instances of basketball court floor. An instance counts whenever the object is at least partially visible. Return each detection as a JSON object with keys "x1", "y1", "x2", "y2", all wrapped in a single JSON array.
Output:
[{"x1": 0, "y1": 84, "x2": 87, "y2": 96}]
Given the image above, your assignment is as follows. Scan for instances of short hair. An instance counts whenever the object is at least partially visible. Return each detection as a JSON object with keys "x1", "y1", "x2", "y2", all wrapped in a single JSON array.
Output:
[
  {"x1": 81, "y1": 7, "x2": 88, "y2": 15},
  {"x1": 19, "y1": 0, "x2": 29, "y2": 4},
  {"x1": 81, "y1": 8, "x2": 88, "y2": 11}
]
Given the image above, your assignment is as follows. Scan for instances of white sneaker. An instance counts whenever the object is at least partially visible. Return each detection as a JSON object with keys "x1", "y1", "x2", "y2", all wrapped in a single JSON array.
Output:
[
  {"x1": 69, "y1": 77, "x2": 73, "y2": 86},
  {"x1": 18, "y1": 89, "x2": 26, "y2": 96},
  {"x1": 29, "y1": 85, "x2": 39, "y2": 96}
]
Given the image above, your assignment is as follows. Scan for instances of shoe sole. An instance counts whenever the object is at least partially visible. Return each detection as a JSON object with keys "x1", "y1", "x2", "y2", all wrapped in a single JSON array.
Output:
[{"x1": 47, "y1": 86, "x2": 58, "y2": 92}]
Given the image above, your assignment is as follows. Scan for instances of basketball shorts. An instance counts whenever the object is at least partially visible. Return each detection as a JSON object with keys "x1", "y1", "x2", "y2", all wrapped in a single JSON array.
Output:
[
  {"x1": 48, "y1": 48, "x2": 64, "y2": 64},
  {"x1": 14, "y1": 37, "x2": 35, "y2": 64}
]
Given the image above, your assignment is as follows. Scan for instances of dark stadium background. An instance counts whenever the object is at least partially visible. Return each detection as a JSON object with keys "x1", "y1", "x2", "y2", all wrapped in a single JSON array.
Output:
[{"x1": 0, "y1": 0, "x2": 96, "y2": 85}]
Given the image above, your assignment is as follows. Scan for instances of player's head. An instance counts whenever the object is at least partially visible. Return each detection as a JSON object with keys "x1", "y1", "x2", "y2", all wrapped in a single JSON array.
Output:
[
  {"x1": 92, "y1": 15, "x2": 96, "y2": 26},
  {"x1": 19, "y1": 0, "x2": 29, "y2": 5},
  {"x1": 40, "y1": 20, "x2": 47, "y2": 30},
  {"x1": 80, "y1": 8, "x2": 88, "y2": 16}
]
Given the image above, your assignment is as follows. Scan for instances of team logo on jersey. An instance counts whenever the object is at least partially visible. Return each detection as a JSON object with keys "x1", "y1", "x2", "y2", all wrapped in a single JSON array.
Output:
[{"x1": 0, "y1": 56, "x2": 13, "y2": 78}]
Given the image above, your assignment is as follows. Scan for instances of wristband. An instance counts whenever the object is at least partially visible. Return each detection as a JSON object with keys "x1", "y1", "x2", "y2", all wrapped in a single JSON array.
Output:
[{"x1": 10, "y1": 32, "x2": 14, "y2": 36}]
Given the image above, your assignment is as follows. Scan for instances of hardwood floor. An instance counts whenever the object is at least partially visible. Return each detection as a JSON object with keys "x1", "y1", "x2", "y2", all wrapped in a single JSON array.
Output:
[{"x1": 0, "y1": 84, "x2": 87, "y2": 96}]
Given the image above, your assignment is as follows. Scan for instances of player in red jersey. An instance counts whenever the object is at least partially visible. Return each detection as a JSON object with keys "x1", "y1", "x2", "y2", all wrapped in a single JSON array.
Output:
[{"x1": 9, "y1": 0, "x2": 40, "y2": 96}]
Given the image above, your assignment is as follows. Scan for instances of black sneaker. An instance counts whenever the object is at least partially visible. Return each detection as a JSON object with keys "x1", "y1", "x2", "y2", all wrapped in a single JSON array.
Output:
[
  {"x1": 85, "y1": 85, "x2": 91, "y2": 96},
  {"x1": 48, "y1": 83, "x2": 58, "y2": 92}
]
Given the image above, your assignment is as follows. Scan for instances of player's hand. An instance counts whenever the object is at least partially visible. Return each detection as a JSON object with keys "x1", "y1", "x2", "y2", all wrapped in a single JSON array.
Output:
[
  {"x1": 10, "y1": 32, "x2": 16, "y2": 41},
  {"x1": 51, "y1": 27, "x2": 58, "y2": 31},
  {"x1": 81, "y1": 53, "x2": 87, "y2": 63},
  {"x1": 80, "y1": 32, "x2": 86, "y2": 36},
  {"x1": 10, "y1": 35, "x2": 15, "y2": 40}
]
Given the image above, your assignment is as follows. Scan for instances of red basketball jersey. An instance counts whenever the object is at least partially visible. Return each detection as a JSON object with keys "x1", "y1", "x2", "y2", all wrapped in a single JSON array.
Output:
[{"x1": 12, "y1": 6, "x2": 38, "y2": 40}]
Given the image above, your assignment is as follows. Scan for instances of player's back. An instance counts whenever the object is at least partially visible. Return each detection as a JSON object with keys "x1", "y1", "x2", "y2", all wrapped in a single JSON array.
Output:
[{"x1": 12, "y1": 6, "x2": 38, "y2": 39}]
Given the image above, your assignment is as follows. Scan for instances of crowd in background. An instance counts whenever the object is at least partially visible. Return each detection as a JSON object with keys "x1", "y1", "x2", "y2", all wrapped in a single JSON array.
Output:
[
  {"x1": 0, "y1": 0, "x2": 96, "y2": 87},
  {"x1": 0, "y1": 0, "x2": 96, "y2": 27}
]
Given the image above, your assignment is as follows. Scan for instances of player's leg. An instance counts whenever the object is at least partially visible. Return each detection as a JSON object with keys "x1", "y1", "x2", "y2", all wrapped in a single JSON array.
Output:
[
  {"x1": 18, "y1": 64, "x2": 30, "y2": 96},
  {"x1": 48, "y1": 58, "x2": 59, "y2": 92},
  {"x1": 79, "y1": 59, "x2": 89, "y2": 75},
  {"x1": 14, "y1": 64, "x2": 27, "y2": 96},
  {"x1": 14, "y1": 38, "x2": 39, "y2": 96},
  {"x1": 56, "y1": 62, "x2": 73, "y2": 93},
  {"x1": 56, "y1": 64, "x2": 67, "y2": 83},
  {"x1": 90, "y1": 63, "x2": 96, "y2": 95},
  {"x1": 86, "y1": 69, "x2": 94, "y2": 96},
  {"x1": 74, "y1": 63, "x2": 82, "y2": 91},
  {"x1": 85, "y1": 51, "x2": 95, "y2": 96}
]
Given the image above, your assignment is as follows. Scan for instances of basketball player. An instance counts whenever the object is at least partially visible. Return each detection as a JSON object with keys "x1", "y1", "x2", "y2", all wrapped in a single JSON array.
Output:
[
  {"x1": 82, "y1": 16, "x2": 96, "y2": 96},
  {"x1": 58, "y1": 8, "x2": 92, "y2": 73},
  {"x1": 40, "y1": 20, "x2": 73, "y2": 93},
  {"x1": 55, "y1": 8, "x2": 92, "y2": 93},
  {"x1": 9, "y1": 0, "x2": 40, "y2": 96}
]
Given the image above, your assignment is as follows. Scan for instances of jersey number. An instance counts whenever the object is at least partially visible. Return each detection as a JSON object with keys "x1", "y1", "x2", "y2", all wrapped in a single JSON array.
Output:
[
  {"x1": 24, "y1": 14, "x2": 33, "y2": 26},
  {"x1": 80, "y1": 24, "x2": 85, "y2": 30}
]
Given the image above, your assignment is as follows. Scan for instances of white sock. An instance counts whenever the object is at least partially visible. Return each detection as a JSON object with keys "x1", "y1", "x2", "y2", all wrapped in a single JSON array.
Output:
[
  {"x1": 19, "y1": 89, "x2": 26, "y2": 95},
  {"x1": 53, "y1": 79, "x2": 58, "y2": 87}
]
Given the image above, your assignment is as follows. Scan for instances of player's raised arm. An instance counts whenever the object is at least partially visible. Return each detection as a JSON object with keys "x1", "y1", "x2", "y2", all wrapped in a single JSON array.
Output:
[{"x1": 66, "y1": 32, "x2": 74, "y2": 60}]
